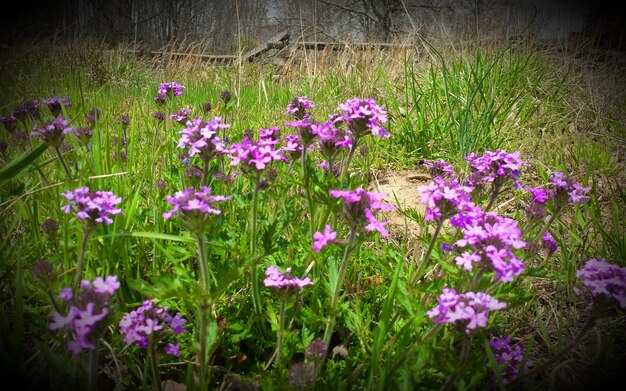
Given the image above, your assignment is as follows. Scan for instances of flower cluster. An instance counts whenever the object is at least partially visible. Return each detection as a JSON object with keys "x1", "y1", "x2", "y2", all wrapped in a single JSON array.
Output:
[
  {"x1": 170, "y1": 107, "x2": 193, "y2": 124},
  {"x1": 336, "y1": 97, "x2": 389, "y2": 139},
  {"x1": 285, "y1": 96, "x2": 314, "y2": 120},
  {"x1": 423, "y1": 159, "x2": 456, "y2": 179},
  {"x1": 549, "y1": 171, "x2": 591, "y2": 205},
  {"x1": 264, "y1": 266, "x2": 313, "y2": 297},
  {"x1": 327, "y1": 187, "x2": 396, "y2": 238},
  {"x1": 418, "y1": 176, "x2": 475, "y2": 224},
  {"x1": 284, "y1": 118, "x2": 319, "y2": 149},
  {"x1": 119, "y1": 300, "x2": 187, "y2": 357},
  {"x1": 453, "y1": 212, "x2": 526, "y2": 282},
  {"x1": 31, "y1": 115, "x2": 75, "y2": 147},
  {"x1": 575, "y1": 258, "x2": 626, "y2": 309},
  {"x1": 61, "y1": 187, "x2": 122, "y2": 227},
  {"x1": 226, "y1": 127, "x2": 285, "y2": 173},
  {"x1": 426, "y1": 288, "x2": 507, "y2": 333},
  {"x1": 85, "y1": 108, "x2": 101, "y2": 127},
  {"x1": 465, "y1": 150, "x2": 528, "y2": 191},
  {"x1": 0, "y1": 114, "x2": 17, "y2": 132},
  {"x1": 42, "y1": 95, "x2": 72, "y2": 117},
  {"x1": 541, "y1": 232, "x2": 558, "y2": 255},
  {"x1": 163, "y1": 186, "x2": 231, "y2": 232},
  {"x1": 157, "y1": 81, "x2": 186, "y2": 100},
  {"x1": 177, "y1": 117, "x2": 229, "y2": 161},
  {"x1": 314, "y1": 120, "x2": 352, "y2": 164},
  {"x1": 13, "y1": 99, "x2": 41, "y2": 123},
  {"x1": 487, "y1": 336, "x2": 533, "y2": 384},
  {"x1": 74, "y1": 126, "x2": 93, "y2": 145},
  {"x1": 524, "y1": 172, "x2": 590, "y2": 222},
  {"x1": 49, "y1": 276, "x2": 120, "y2": 354}
]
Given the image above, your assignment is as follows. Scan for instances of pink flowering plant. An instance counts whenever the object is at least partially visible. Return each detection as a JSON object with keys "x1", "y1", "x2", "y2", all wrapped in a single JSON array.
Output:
[
  {"x1": 119, "y1": 300, "x2": 187, "y2": 389},
  {"x1": 48, "y1": 275, "x2": 120, "y2": 389},
  {"x1": 264, "y1": 265, "x2": 313, "y2": 368},
  {"x1": 61, "y1": 186, "x2": 122, "y2": 287},
  {"x1": 4, "y1": 70, "x2": 623, "y2": 391}
]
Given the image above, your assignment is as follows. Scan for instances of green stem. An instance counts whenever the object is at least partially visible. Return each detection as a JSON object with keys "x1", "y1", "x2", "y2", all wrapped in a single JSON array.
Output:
[
  {"x1": 323, "y1": 227, "x2": 358, "y2": 347},
  {"x1": 484, "y1": 184, "x2": 501, "y2": 212},
  {"x1": 202, "y1": 158, "x2": 210, "y2": 186},
  {"x1": 73, "y1": 227, "x2": 92, "y2": 288},
  {"x1": 195, "y1": 233, "x2": 211, "y2": 390},
  {"x1": 87, "y1": 340, "x2": 99, "y2": 391},
  {"x1": 410, "y1": 220, "x2": 443, "y2": 287},
  {"x1": 276, "y1": 300, "x2": 287, "y2": 368},
  {"x1": 533, "y1": 206, "x2": 563, "y2": 243},
  {"x1": 249, "y1": 179, "x2": 263, "y2": 326},
  {"x1": 149, "y1": 337, "x2": 162, "y2": 391},
  {"x1": 340, "y1": 139, "x2": 359, "y2": 184},
  {"x1": 54, "y1": 145, "x2": 73, "y2": 180},
  {"x1": 196, "y1": 233, "x2": 210, "y2": 294},
  {"x1": 301, "y1": 146, "x2": 316, "y2": 238},
  {"x1": 387, "y1": 323, "x2": 443, "y2": 379},
  {"x1": 440, "y1": 335, "x2": 471, "y2": 391}
]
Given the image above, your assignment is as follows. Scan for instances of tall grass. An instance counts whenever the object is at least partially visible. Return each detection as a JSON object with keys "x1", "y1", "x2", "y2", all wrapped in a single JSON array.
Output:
[{"x1": 1, "y1": 35, "x2": 625, "y2": 390}]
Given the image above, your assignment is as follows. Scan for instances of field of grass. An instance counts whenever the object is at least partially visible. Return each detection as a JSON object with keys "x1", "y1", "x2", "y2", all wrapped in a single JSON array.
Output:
[{"x1": 1, "y1": 36, "x2": 625, "y2": 390}]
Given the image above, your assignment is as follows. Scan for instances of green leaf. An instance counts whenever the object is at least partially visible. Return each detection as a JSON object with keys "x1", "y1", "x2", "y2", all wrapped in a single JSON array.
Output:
[
  {"x1": 99, "y1": 231, "x2": 196, "y2": 244},
  {"x1": 0, "y1": 143, "x2": 48, "y2": 187}
]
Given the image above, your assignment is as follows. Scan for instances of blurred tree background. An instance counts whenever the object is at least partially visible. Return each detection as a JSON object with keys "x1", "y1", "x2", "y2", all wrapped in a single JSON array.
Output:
[{"x1": 1, "y1": 1, "x2": 623, "y2": 52}]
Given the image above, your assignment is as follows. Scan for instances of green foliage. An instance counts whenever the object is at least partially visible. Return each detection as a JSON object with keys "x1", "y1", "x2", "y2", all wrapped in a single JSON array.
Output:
[{"x1": 0, "y1": 37, "x2": 624, "y2": 390}]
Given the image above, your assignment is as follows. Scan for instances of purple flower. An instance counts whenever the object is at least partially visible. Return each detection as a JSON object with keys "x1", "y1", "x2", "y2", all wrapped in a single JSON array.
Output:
[
  {"x1": 220, "y1": 90, "x2": 232, "y2": 104},
  {"x1": 157, "y1": 82, "x2": 186, "y2": 99},
  {"x1": 85, "y1": 108, "x2": 101, "y2": 127},
  {"x1": 13, "y1": 99, "x2": 41, "y2": 123},
  {"x1": 0, "y1": 114, "x2": 18, "y2": 132},
  {"x1": 575, "y1": 258, "x2": 626, "y2": 308},
  {"x1": 487, "y1": 336, "x2": 533, "y2": 384},
  {"x1": 465, "y1": 150, "x2": 528, "y2": 190},
  {"x1": 226, "y1": 128, "x2": 285, "y2": 173},
  {"x1": 74, "y1": 127, "x2": 93, "y2": 145},
  {"x1": 337, "y1": 97, "x2": 389, "y2": 139},
  {"x1": 92, "y1": 275, "x2": 121, "y2": 295},
  {"x1": 264, "y1": 266, "x2": 313, "y2": 297},
  {"x1": 305, "y1": 339, "x2": 328, "y2": 362},
  {"x1": 49, "y1": 276, "x2": 119, "y2": 354},
  {"x1": 426, "y1": 288, "x2": 507, "y2": 333},
  {"x1": 541, "y1": 232, "x2": 558, "y2": 255},
  {"x1": 549, "y1": 171, "x2": 591, "y2": 205},
  {"x1": 119, "y1": 300, "x2": 187, "y2": 355},
  {"x1": 453, "y1": 212, "x2": 526, "y2": 283},
  {"x1": 42, "y1": 95, "x2": 72, "y2": 117},
  {"x1": 418, "y1": 177, "x2": 474, "y2": 224},
  {"x1": 285, "y1": 96, "x2": 314, "y2": 120},
  {"x1": 164, "y1": 343, "x2": 180, "y2": 357},
  {"x1": 61, "y1": 187, "x2": 122, "y2": 227},
  {"x1": 59, "y1": 287, "x2": 73, "y2": 301},
  {"x1": 328, "y1": 188, "x2": 396, "y2": 239},
  {"x1": 288, "y1": 362, "x2": 315, "y2": 389},
  {"x1": 31, "y1": 115, "x2": 75, "y2": 147},
  {"x1": 170, "y1": 107, "x2": 192, "y2": 124},
  {"x1": 284, "y1": 118, "x2": 320, "y2": 148},
  {"x1": 525, "y1": 187, "x2": 553, "y2": 204},
  {"x1": 177, "y1": 117, "x2": 228, "y2": 161},
  {"x1": 163, "y1": 186, "x2": 231, "y2": 232},
  {"x1": 153, "y1": 111, "x2": 166, "y2": 122},
  {"x1": 314, "y1": 120, "x2": 352, "y2": 163},
  {"x1": 423, "y1": 159, "x2": 456, "y2": 179},
  {"x1": 313, "y1": 225, "x2": 338, "y2": 252}
]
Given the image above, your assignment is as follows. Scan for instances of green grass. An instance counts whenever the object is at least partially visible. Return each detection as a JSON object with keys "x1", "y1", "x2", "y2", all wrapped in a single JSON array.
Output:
[{"x1": 0, "y1": 36, "x2": 625, "y2": 390}]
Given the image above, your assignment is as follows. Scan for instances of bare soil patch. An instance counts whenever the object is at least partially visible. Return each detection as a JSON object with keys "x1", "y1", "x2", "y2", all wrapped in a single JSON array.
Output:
[{"x1": 368, "y1": 169, "x2": 431, "y2": 238}]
